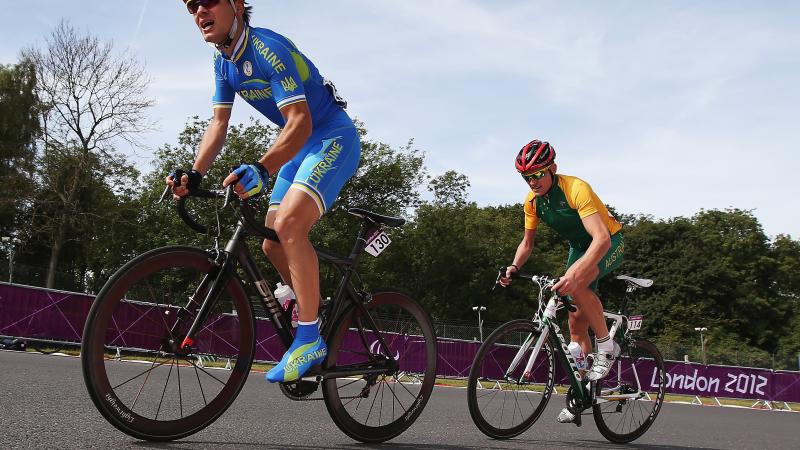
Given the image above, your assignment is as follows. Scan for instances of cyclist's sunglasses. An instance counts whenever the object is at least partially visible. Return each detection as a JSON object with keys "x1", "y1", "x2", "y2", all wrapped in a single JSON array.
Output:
[
  {"x1": 521, "y1": 165, "x2": 552, "y2": 182},
  {"x1": 185, "y1": 0, "x2": 220, "y2": 15}
]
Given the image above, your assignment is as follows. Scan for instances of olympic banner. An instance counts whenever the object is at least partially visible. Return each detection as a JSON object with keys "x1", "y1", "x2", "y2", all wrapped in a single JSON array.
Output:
[{"x1": 2, "y1": 282, "x2": 799, "y2": 403}]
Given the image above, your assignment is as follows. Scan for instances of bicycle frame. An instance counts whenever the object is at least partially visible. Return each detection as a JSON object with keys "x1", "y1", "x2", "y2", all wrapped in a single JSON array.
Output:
[
  {"x1": 177, "y1": 210, "x2": 398, "y2": 381},
  {"x1": 504, "y1": 283, "x2": 643, "y2": 406}
]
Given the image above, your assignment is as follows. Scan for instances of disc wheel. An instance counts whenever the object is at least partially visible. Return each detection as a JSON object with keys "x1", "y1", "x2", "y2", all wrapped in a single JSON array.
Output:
[
  {"x1": 322, "y1": 291, "x2": 437, "y2": 443},
  {"x1": 467, "y1": 319, "x2": 555, "y2": 439},
  {"x1": 81, "y1": 246, "x2": 255, "y2": 441},
  {"x1": 592, "y1": 338, "x2": 666, "y2": 443}
]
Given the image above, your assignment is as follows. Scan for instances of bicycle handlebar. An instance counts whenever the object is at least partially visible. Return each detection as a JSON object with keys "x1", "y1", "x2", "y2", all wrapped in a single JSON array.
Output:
[
  {"x1": 493, "y1": 267, "x2": 577, "y2": 312},
  {"x1": 159, "y1": 183, "x2": 280, "y2": 242}
]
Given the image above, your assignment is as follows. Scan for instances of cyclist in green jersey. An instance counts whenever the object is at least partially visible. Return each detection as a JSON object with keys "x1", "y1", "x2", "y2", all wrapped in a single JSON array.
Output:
[{"x1": 499, "y1": 139, "x2": 625, "y2": 423}]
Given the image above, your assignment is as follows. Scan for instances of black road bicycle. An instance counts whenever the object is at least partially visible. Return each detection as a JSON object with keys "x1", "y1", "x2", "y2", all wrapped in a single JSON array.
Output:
[
  {"x1": 81, "y1": 185, "x2": 437, "y2": 443},
  {"x1": 466, "y1": 269, "x2": 666, "y2": 444}
]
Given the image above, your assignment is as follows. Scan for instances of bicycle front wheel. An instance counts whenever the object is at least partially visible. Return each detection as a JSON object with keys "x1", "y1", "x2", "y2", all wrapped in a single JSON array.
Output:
[
  {"x1": 467, "y1": 319, "x2": 555, "y2": 439},
  {"x1": 592, "y1": 338, "x2": 666, "y2": 443},
  {"x1": 322, "y1": 291, "x2": 437, "y2": 443},
  {"x1": 81, "y1": 246, "x2": 256, "y2": 441}
]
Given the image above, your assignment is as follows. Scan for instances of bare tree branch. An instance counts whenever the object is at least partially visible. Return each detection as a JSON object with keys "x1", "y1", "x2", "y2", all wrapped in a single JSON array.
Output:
[{"x1": 22, "y1": 20, "x2": 154, "y2": 288}]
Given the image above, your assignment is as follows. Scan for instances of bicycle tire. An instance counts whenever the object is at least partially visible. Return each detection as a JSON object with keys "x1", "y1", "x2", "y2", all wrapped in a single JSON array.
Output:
[
  {"x1": 592, "y1": 338, "x2": 666, "y2": 443},
  {"x1": 322, "y1": 290, "x2": 437, "y2": 443},
  {"x1": 81, "y1": 246, "x2": 256, "y2": 441},
  {"x1": 467, "y1": 319, "x2": 555, "y2": 439}
]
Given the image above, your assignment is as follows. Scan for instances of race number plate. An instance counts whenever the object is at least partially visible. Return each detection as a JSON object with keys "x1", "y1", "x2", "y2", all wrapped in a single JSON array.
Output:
[
  {"x1": 365, "y1": 230, "x2": 391, "y2": 257},
  {"x1": 628, "y1": 315, "x2": 643, "y2": 331}
]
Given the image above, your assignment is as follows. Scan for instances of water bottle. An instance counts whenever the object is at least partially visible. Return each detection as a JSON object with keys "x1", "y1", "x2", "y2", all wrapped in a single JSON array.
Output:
[
  {"x1": 275, "y1": 283, "x2": 298, "y2": 327},
  {"x1": 568, "y1": 342, "x2": 586, "y2": 370}
]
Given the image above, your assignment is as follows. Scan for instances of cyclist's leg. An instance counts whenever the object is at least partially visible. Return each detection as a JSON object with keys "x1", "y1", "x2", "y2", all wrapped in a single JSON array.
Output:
[
  {"x1": 566, "y1": 233, "x2": 625, "y2": 349},
  {"x1": 266, "y1": 112, "x2": 361, "y2": 383},
  {"x1": 582, "y1": 233, "x2": 625, "y2": 381},
  {"x1": 273, "y1": 190, "x2": 323, "y2": 321},
  {"x1": 565, "y1": 246, "x2": 602, "y2": 356},
  {"x1": 262, "y1": 158, "x2": 302, "y2": 287}
]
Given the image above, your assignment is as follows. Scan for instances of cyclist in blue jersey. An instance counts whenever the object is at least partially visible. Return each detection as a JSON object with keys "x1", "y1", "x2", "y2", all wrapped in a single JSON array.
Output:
[{"x1": 167, "y1": 0, "x2": 361, "y2": 383}]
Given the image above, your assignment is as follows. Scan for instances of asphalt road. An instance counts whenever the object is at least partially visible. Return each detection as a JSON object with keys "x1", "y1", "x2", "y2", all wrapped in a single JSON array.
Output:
[{"x1": 0, "y1": 350, "x2": 796, "y2": 449}]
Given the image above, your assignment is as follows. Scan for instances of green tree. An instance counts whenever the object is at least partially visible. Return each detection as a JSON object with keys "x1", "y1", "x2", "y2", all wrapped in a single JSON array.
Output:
[
  {"x1": 429, "y1": 170, "x2": 470, "y2": 206},
  {"x1": 0, "y1": 58, "x2": 39, "y2": 238}
]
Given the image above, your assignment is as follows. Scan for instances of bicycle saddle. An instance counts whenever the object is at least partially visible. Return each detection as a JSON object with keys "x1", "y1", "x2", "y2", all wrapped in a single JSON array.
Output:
[
  {"x1": 347, "y1": 207, "x2": 406, "y2": 228},
  {"x1": 615, "y1": 275, "x2": 653, "y2": 288}
]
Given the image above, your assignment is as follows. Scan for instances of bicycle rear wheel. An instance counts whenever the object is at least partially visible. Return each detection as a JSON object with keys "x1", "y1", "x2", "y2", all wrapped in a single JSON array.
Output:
[
  {"x1": 467, "y1": 319, "x2": 555, "y2": 439},
  {"x1": 322, "y1": 291, "x2": 437, "y2": 443},
  {"x1": 592, "y1": 338, "x2": 666, "y2": 443},
  {"x1": 81, "y1": 246, "x2": 256, "y2": 441}
]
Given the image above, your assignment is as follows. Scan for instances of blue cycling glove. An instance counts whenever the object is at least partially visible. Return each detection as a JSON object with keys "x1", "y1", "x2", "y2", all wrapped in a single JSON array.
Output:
[{"x1": 231, "y1": 162, "x2": 270, "y2": 198}]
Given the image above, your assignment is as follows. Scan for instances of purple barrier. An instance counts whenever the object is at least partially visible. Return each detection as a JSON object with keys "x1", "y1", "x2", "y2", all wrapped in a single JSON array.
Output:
[
  {"x1": 0, "y1": 283, "x2": 92, "y2": 342},
  {"x1": 437, "y1": 339, "x2": 481, "y2": 378},
  {"x1": 772, "y1": 370, "x2": 800, "y2": 404},
  {"x1": 2, "y1": 282, "x2": 799, "y2": 403}
]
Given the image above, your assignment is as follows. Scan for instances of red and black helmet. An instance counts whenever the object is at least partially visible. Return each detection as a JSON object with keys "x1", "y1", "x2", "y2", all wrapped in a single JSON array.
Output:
[{"x1": 515, "y1": 139, "x2": 555, "y2": 173}]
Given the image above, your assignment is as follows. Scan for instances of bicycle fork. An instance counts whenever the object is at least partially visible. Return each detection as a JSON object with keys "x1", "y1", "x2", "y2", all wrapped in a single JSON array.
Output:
[
  {"x1": 177, "y1": 251, "x2": 235, "y2": 351},
  {"x1": 507, "y1": 296, "x2": 588, "y2": 398}
]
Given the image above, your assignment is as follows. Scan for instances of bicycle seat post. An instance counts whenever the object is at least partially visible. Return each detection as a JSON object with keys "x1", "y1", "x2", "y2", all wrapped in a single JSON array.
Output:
[{"x1": 347, "y1": 218, "x2": 378, "y2": 266}]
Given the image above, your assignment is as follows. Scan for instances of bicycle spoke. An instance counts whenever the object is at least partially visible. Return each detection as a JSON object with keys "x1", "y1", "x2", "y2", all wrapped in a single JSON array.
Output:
[
  {"x1": 114, "y1": 355, "x2": 169, "y2": 391},
  {"x1": 131, "y1": 356, "x2": 164, "y2": 410},
  {"x1": 193, "y1": 361, "x2": 208, "y2": 406},
  {"x1": 155, "y1": 358, "x2": 175, "y2": 420},
  {"x1": 177, "y1": 356, "x2": 183, "y2": 418}
]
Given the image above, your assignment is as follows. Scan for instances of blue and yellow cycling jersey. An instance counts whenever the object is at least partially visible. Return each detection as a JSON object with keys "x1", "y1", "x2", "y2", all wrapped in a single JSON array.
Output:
[{"x1": 212, "y1": 25, "x2": 345, "y2": 127}]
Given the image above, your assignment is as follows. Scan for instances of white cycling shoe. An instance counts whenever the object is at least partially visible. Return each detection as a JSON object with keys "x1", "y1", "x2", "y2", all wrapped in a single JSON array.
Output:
[
  {"x1": 584, "y1": 341, "x2": 621, "y2": 382},
  {"x1": 557, "y1": 407, "x2": 578, "y2": 424}
]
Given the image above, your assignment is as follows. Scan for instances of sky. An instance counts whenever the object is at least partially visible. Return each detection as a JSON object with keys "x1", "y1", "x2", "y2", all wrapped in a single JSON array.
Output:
[{"x1": 2, "y1": 1, "x2": 799, "y2": 238}]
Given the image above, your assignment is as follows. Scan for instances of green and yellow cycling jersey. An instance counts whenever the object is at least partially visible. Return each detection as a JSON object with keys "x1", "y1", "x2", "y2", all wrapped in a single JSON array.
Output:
[{"x1": 523, "y1": 174, "x2": 622, "y2": 250}]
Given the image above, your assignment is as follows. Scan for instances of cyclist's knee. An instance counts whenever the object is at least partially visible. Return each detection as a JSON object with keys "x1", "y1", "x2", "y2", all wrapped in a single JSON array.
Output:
[{"x1": 273, "y1": 214, "x2": 311, "y2": 244}]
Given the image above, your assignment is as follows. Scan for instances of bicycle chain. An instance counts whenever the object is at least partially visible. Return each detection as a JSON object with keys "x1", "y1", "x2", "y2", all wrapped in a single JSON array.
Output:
[{"x1": 283, "y1": 381, "x2": 375, "y2": 402}]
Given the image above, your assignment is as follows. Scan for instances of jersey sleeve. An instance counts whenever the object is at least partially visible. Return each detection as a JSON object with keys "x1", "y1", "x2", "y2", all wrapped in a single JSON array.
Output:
[
  {"x1": 212, "y1": 52, "x2": 235, "y2": 109},
  {"x1": 524, "y1": 193, "x2": 539, "y2": 230},
  {"x1": 566, "y1": 179, "x2": 600, "y2": 218},
  {"x1": 260, "y1": 39, "x2": 307, "y2": 110}
]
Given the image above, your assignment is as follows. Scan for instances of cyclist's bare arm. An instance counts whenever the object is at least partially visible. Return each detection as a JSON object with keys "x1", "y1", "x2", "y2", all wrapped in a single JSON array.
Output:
[
  {"x1": 193, "y1": 106, "x2": 232, "y2": 175},
  {"x1": 262, "y1": 101, "x2": 312, "y2": 173},
  {"x1": 553, "y1": 212, "x2": 611, "y2": 294},
  {"x1": 500, "y1": 227, "x2": 536, "y2": 286},
  {"x1": 166, "y1": 107, "x2": 231, "y2": 199}
]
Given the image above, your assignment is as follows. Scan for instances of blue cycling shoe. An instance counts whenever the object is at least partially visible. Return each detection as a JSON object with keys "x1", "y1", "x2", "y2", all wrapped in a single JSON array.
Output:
[{"x1": 266, "y1": 322, "x2": 327, "y2": 383}]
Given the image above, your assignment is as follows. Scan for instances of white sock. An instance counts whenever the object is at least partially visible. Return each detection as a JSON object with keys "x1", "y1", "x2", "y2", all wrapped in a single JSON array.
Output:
[{"x1": 597, "y1": 336, "x2": 615, "y2": 353}]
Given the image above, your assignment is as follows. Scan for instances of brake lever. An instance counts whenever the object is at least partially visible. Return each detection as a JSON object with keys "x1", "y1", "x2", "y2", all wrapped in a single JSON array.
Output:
[
  {"x1": 157, "y1": 185, "x2": 170, "y2": 204},
  {"x1": 491, "y1": 266, "x2": 509, "y2": 292},
  {"x1": 223, "y1": 184, "x2": 235, "y2": 209}
]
